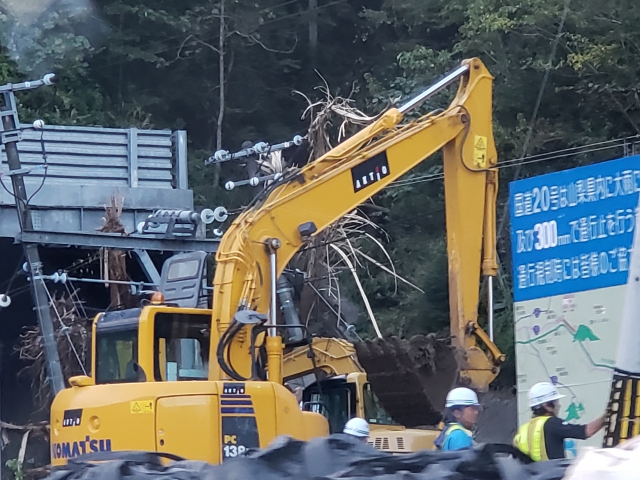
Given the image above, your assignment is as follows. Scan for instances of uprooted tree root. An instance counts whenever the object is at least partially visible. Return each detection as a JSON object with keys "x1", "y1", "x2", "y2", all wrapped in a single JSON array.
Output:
[
  {"x1": 98, "y1": 194, "x2": 134, "y2": 309},
  {"x1": 16, "y1": 291, "x2": 91, "y2": 408},
  {"x1": 259, "y1": 83, "x2": 418, "y2": 340}
]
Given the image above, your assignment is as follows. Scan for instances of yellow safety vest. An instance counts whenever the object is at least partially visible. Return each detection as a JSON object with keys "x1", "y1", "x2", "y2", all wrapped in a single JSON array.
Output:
[{"x1": 513, "y1": 416, "x2": 551, "y2": 461}]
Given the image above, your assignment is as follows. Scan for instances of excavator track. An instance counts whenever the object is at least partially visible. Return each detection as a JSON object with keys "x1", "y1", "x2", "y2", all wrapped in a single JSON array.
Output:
[{"x1": 353, "y1": 334, "x2": 458, "y2": 427}]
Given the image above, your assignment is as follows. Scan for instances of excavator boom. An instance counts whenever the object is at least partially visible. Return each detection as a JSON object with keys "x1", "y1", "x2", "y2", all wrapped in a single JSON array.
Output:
[
  {"x1": 209, "y1": 58, "x2": 505, "y2": 402},
  {"x1": 282, "y1": 337, "x2": 364, "y2": 382}
]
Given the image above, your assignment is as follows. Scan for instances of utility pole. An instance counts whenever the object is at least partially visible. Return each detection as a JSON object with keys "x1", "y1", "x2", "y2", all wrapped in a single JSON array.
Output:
[
  {"x1": 308, "y1": 0, "x2": 318, "y2": 68},
  {"x1": 0, "y1": 75, "x2": 65, "y2": 396}
]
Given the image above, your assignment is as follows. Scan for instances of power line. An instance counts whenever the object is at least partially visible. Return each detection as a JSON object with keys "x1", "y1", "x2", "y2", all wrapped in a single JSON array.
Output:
[
  {"x1": 387, "y1": 135, "x2": 640, "y2": 188},
  {"x1": 496, "y1": 0, "x2": 571, "y2": 242},
  {"x1": 0, "y1": 259, "x2": 25, "y2": 292}
]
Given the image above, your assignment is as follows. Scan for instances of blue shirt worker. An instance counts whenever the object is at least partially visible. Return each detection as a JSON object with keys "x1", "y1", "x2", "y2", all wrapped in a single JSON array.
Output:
[{"x1": 435, "y1": 387, "x2": 481, "y2": 451}]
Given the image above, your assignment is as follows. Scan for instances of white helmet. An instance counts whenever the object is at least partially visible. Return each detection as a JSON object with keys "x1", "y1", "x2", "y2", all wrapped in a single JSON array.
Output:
[
  {"x1": 343, "y1": 417, "x2": 370, "y2": 437},
  {"x1": 529, "y1": 382, "x2": 564, "y2": 407},
  {"x1": 445, "y1": 387, "x2": 480, "y2": 408}
]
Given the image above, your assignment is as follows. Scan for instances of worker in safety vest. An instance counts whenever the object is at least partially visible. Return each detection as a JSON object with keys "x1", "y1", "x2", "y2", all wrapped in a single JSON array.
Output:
[
  {"x1": 513, "y1": 382, "x2": 605, "y2": 461},
  {"x1": 434, "y1": 387, "x2": 482, "y2": 451}
]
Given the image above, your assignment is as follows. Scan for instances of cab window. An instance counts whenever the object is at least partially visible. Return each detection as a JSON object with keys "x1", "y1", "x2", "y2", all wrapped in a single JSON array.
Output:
[
  {"x1": 362, "y1": 382, "x2": 399, "y2": 425},
  {"x1": 95, "y1": 329, "x2": 138, "y2": 384},
  {"x1": 153, "y1": 312, "x2": 211, "y2": 381},
  {"x1": 305, "y1": 381, "x2": 356, "y2": 434}
]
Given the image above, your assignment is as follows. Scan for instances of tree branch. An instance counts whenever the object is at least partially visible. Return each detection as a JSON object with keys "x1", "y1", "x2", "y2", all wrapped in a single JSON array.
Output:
[
  {"x1": 192, "y1": 36, "x2": 222, "y2": 56},
  {"x1": 171, "y1": 34, "x2": 222, "y2": 65},
  {"x1": 230, "y1": 30, "x2": 298, "y2": 54},
  {"x1": 171, "y1": 35, "x2": 197, "y2": 62}
]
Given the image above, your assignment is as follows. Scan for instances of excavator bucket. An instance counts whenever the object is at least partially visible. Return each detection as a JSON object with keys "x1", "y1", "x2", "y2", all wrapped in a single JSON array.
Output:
[{"x1": 353, "y1": 334, "x2": 458, "y2": 427}]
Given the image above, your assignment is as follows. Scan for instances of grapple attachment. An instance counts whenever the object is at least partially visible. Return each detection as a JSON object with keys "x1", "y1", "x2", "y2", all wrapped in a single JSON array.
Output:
[{"x1": 353, "y1": 334, "x2": 458, "y2": 427}]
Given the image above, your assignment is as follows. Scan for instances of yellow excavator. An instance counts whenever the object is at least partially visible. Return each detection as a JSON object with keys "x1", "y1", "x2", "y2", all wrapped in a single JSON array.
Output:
[
  {"x1": 283, "y1": 337, "x2": 444, "y2": 453},
  {"x1": 48, "y1": 57, "x2": 504, "y2": 466}
]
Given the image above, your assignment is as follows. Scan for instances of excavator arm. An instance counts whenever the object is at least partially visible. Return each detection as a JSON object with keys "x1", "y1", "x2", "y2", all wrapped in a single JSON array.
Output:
[
  {"x1": 209, "y1": 58, "x2": 505, "y2": 394},
  {"x1": 281, "y1": 337, "x2": 451, "y2": 427},
  {"x1": 282, "y1": 337, "x2": 364, "y2": 382}
]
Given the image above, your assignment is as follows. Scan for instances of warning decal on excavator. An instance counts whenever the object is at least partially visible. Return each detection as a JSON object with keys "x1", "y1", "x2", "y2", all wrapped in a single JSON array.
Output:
[
  {"x1": 473, "y1": 135, "x2": 488, "y2": 168},
  {"x1": 351, "y1": 151, "x2": 390, "y2": 193},
  {"x1": 130, "y1": 400, "x2": 154, "y2": 414}
]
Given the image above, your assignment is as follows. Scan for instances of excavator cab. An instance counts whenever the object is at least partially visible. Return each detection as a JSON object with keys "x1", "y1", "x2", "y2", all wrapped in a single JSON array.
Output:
[
  {"x1": 302, "y1": 375, "x2": 398, "y2": 433},
  {"x1": 302, "y1": 377, "x2": 354, "y2": 433},
  {"x1": 91, "y1": 306, "x2": 212, "y2": 385},
  {"x1": 90, "y1": 253, "x2": 213, "y2": 386},
  {"x1": 299, "y1": 373, "x2": 440, "y2": 453}
]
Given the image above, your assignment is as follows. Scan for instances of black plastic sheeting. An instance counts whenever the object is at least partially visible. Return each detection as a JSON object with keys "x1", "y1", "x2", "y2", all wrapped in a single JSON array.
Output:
[{"x1": 45, "y1": 435, "x2": 572, "y2": 480}]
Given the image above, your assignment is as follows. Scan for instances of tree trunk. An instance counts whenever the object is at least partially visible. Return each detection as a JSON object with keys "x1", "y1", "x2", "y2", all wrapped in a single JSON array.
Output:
[
  {"x1": 308, "y1": 0, "x2": 318, "y2": 68},
  {"x1": 212, "y1": 0, "x2": 226, "y2": 189}
]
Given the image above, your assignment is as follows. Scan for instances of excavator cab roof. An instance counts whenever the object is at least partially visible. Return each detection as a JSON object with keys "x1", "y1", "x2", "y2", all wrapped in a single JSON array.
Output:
[{"x1": 95, "y1": 308, "x2": 142, "y2": 332}]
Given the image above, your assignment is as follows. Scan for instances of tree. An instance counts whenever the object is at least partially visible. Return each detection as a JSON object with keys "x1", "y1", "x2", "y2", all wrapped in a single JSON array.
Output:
[{"x1": 4, "y1": 0, "x2": 640, "y2": 389}]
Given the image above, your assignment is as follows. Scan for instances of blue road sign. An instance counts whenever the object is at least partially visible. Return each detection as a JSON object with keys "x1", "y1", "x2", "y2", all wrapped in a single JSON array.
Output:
[{"x1": 510, "y1": 155, "x2": 640, "y2": 302}]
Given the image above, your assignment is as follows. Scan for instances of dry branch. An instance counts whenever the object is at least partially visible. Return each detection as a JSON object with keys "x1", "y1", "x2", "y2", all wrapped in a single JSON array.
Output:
[
  {"x1": 16, "y1": 291, "x2": 91, "y2": 408},
  {"x1": 257, "y1": 83, "x2": 410, "y2": 336}
]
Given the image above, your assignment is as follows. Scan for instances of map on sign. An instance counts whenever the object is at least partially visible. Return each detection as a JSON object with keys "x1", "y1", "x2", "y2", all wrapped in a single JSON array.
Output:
[
  {"x1": 510, "y1": 155, "x2": 640, "y2": 455},
  {"x1": 514, "y1": 287, "x2": 623, "y2": 452}
]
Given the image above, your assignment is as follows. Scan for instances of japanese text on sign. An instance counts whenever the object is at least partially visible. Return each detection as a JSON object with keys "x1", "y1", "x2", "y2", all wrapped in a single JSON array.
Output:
[
  {"x1": 514, "y1": 208, "x2": 638, "y2": 254},
  {"x1": 512, "y1": 169, "x2": 640, "y2": 218},
  {"x1": 510, "y1": 155, "x2": 640, "y2": 302}
]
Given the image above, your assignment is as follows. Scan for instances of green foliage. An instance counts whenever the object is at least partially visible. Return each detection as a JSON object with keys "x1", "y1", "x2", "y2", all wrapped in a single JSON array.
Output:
[
  {"x1": 353, "y1": 0, "x2": 640, "y2": 383},
  {"x1": 6, "y1": 458, "x2": 24, "y2": 480},
  {"x1": 1, "y1": 0, "x2": 639, "y2": 387}
]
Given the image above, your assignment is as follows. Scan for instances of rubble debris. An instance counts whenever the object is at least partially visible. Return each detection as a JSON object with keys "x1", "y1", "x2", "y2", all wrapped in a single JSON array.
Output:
[{"x1": 42, "y1": 435, "x2": 568, "y2": 480}]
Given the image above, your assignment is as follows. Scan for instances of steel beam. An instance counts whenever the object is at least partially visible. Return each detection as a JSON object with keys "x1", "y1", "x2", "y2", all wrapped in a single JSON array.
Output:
[
  {"x1": 133, "y1": 249, "x2": 161, "y2": 284},
  {"x1": 16, "y1": 230, "x2": 220, "y2": 253}
]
